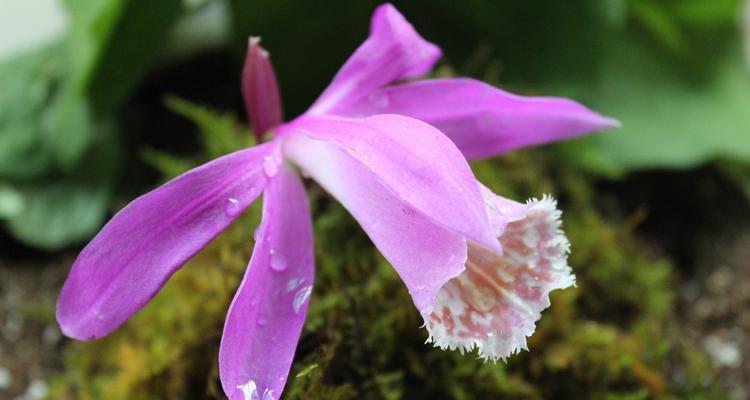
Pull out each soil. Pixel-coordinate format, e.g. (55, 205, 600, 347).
(603, 168, 750, 399)
(0, 241, 72, 400)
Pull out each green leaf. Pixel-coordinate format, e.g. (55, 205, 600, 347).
(4, 121, 120, 250)
(630, 0, 687, 55)
(2, 0, 184, 177)
(668, 0, 742, 27)
(46, 87, 97, 171)
(63, 0, 183, 114)
(85, 0, 184, 114)
(0, 184, 24, 219)
(0, 43, 100, 176)
(0, 0, 184, 248)
(559, 38, 750, 174)
(45, 0, 182, 170)
(0, 44, 62, 179)
(6, 182, 110, 250)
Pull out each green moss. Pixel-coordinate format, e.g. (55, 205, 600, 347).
(48, 102, 725, 399)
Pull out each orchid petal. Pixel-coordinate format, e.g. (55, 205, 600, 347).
(425, 186, 574, 361)
(243, 37, 283, 138)
(220, 164, 314, 400)
(285, 133, 465, 314)
(284, 114, 500, 253)
(337, 78, 620, 159)
(308, 3, 441, 115)
(56, 141, 280, 340)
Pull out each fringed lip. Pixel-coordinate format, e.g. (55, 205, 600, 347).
(424, 195, 575, 361)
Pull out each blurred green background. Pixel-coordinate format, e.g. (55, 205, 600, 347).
(0, 0, 749, 399)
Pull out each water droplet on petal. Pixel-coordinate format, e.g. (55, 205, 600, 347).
(285, 278, 303, 293)
(269, 249, 287, 271)
(257, 316, 267, 326)
(236, 380, 259, 400)
(263, 155, 279, 177)
(292, 286, 312, 314)
(225, 197, 243, 217)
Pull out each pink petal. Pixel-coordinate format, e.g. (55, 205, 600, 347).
(243, 37, 283, 138)
(336, 78, 620, 159)
(284, 131, 465, 314)
(425, 188, 575, 361)
(283, 114, 500, 253)
(307, 4, 441, 115)
(56, 141, 280, 340)
(220, 164, 314, 400)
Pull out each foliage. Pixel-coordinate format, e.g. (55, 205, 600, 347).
(48, 101, 727, 399)
(0, 0, 183, 249)
(553, 6, 750, 176)
(0, 41, 119, 248)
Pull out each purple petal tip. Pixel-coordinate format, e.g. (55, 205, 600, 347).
(243, 36, 283, 138)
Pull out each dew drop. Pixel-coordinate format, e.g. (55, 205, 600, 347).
(285, 278, 304, 293)
(263, 155, 279, 177)
(269, 249, 287, 271)
(257, 316, 268, 326)
(225, 197, 243, 217)
(236, 380, 259, 400)
(292, 285, 313, 314)
(253, 226, 262, 241)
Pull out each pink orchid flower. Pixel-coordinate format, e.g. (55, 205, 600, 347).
(56, 4, 618, 399)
